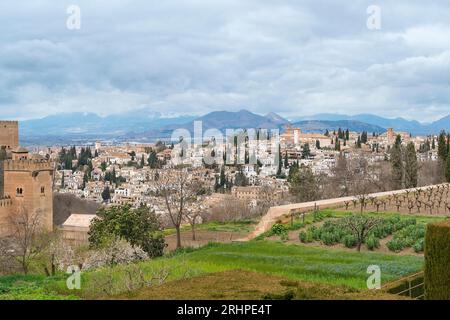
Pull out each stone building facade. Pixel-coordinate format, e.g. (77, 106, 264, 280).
(0, 121, 53, 237)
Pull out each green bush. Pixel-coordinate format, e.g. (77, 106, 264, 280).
(424, 220, 450, 300)
(271, 224, 288, 236)
(342, 235, 356, 248)
(299, 231, 307, 243)
(366, 235, 380, 251)
(413, 238, 424, 253)
(386, 238, 406, 252)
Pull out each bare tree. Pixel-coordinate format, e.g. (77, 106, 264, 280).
(155, 168, 205, 249)
(185, 210, 202, 241)
(342, 215, 382, 252)
(8, 206, 47, 274)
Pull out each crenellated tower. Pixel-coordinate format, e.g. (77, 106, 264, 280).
(0, 122, 53, 237)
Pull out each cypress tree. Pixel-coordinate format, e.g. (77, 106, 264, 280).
(390, 135, 404, 190)
(404, 142, 418, 188)
(276, 144, 282, 177)
(284, 150, 289, 168)
(446, 149, 450, 183)
(437, 131, 447, 162)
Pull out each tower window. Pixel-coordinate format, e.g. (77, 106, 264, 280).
(41, 186, 45, 194)
(16, 188, 23, 196)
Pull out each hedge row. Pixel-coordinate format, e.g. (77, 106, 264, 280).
(424, 220, 450, 300)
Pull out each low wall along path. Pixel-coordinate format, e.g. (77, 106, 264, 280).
(240, 184, 448, 241)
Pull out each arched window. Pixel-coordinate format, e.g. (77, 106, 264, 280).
(16, 188, 23, 196)
(41, 186, 45, 194)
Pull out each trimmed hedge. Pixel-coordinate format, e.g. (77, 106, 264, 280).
(424, 220, 450, 300)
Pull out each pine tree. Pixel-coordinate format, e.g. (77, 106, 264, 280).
(404, 142, 418, 188)
(289, 165, 318, 202)
(345, 129, 349, 141)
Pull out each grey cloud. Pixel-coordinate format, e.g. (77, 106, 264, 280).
(0, 0, 449, 121)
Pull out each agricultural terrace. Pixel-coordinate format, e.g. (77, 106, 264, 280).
(264, 209, 449, 255)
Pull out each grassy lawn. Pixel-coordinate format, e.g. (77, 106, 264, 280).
(163, 220, 256, 236)
(0, 236, 424, 299)
(1, 240, 421, 299)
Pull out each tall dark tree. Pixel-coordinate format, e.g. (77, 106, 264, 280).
(284, 150, 289, 168)
(404, 142, 418, 188)
(437, 131, 447, 162)
(147, 151, 158, 169)
(446, 148, 450, 182)
(289, 165, 319, 202)
(390, 135, 404, 190)
(302, 143, 311, 159)
(101, 186, 111, 202)
(276, 144, 282, 177)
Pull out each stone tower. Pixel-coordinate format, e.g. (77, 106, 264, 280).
(0, 122, 53, 237)
(0, 121, 19, 150)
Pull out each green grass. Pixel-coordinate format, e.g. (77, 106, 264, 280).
(37, 240, 423, 299)
(0, 274, 79, 300)
(163, 220, 255, 236)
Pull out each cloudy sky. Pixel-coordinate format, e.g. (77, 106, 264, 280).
(0, 0, 449, 122)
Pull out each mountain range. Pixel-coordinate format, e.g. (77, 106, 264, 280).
(17, 109, 450, 145)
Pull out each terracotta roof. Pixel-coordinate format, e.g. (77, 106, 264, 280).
(62, 214, 97, 228)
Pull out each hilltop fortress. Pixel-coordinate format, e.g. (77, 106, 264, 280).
(0, 121, 53, 236)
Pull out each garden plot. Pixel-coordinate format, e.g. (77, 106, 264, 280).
(264, 210, 449, 255)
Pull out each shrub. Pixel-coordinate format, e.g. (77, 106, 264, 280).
(82, 239, 148, 270)
(386, 238, 406, 252)
(424, 220, 450, 300)
(413, 238, 424, 253)
(299, 231, 307, 243)
(366, 235, 380, 251)
(342, 235, 356, 248)
(320, 232, 337, 246)
(271, 224, 288, 236)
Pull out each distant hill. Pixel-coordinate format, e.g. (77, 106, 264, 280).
(131, 110, 386, 140)
(294, 113, 450, 135)
(18, 108, 450, 145)
(291, 120, 385, 134)
(20, 108, 196, 142)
